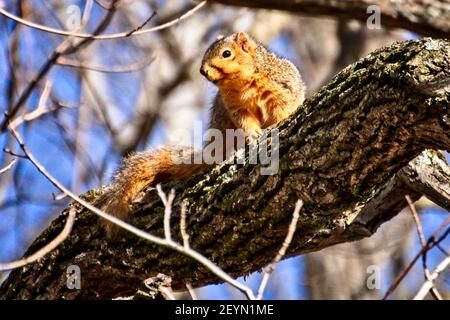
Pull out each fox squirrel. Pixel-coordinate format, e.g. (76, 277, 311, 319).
(101, 32, 305, 237)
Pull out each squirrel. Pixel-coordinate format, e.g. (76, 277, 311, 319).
(100, 32, 305, 237)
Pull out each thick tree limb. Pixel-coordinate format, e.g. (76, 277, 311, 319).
(400, 151, 450, 210)
(0, 38, 449, 299)
(209, 0, 450, 38)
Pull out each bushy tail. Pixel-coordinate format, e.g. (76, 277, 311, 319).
(100, 147, 208, 237)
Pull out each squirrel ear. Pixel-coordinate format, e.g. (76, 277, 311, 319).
(235, 32, 254, 53)
(216, 34, 224, 40)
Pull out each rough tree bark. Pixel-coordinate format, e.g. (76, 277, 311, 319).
(209, 0, 450, 39)
(0, 38, 449, 299)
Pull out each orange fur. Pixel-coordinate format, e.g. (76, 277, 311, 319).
(102, 148, 208, 237)
(101, 32, 305, 238)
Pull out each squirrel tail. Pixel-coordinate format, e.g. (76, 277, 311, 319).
(100, 147, 208, 237)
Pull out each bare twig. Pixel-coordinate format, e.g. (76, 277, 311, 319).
(154, 187, 256, 300)
(1, 0, 117, 131)
(157, 185, 175, 241)
(186, 282, 198, 300)
(0, 208, 76, 271)
(0, 158, 17, 175)
(94, 0, 113, 10)
(413, 255, 450, 300)
(256, 200, 302, 300)
(406, 195, 426, 246)
(8, 80, 52, 130)
(436, 244, 449, 257)
(52, 192, 68, 201)
(0, 1, 206, 40)
(159, 286, 176, 300)
(6, 125, 174, 246)
(56, 56, 155, 73)
(405, 194, 443, 300)
(24, 80, 52, 121)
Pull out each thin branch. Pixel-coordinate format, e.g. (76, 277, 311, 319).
(185, 283, 198, 300)
(0, 1, 206, 40)
(6, 125, 175, 246)
(52, 192, 68, 201)
(2, 40, 69, 131)
(256, 200, 302, 300)
(25, 80, 52, 120)
(156, 184, 168, 206)
(139, 274, 176, 300)
(406, 195, 427, 246)
(180, 202, 190, 249)
(159, 286, 176, 300)
(155, 187, 256, 300)
(382, 216, 450, 299)
(405, 194, 443, 300)
(209, 0, 450, 39)
(436, 244, 449, 257)
(80, 0, 94, 29)
(0, 208, 76, 271)
(0, 158, 17, 175)
(8, 80, 52, 130)
(1, 0, 117, 131)
(157, 185, 175, 241)
(125, 10, 157, 36)
(3, 147, 26, 159)
(413, 255, 450, 300)
(56, 56, 155, 73)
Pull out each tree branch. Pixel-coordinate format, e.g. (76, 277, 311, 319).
(0, 1, 206, 40)
(209, 0, 450, 38)
(0, 38, 449, 299)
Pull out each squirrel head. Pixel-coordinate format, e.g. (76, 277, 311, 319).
(200, 32, 257, 86)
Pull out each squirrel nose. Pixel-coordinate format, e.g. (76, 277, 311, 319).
(200, 66, 207, 77)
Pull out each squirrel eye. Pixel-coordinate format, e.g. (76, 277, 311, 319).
(222, 50, 232, 58)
